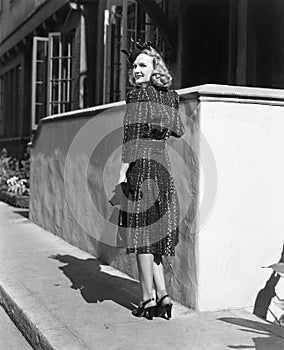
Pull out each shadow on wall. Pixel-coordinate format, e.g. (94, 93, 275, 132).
(218, 317, 284, 349)
(77, 223, 139, 281)
(218, 246, 284, 348)
(49, 254, 140, 310)
(253, 245, 284, 320)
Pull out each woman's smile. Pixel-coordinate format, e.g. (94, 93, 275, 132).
(132, 53, 154, 86)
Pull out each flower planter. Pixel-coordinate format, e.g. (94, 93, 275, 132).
(0, 190, 29, 208)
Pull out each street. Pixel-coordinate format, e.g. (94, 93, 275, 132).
(0, 305, 32, 350)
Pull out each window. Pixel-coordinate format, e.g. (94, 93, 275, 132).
(0, 65, 22, 137)
(31, 37, 48, 129)
(103, 0, 168, 103)
(31, 33, 74, 129)
(103, 0, 138, 103)
(47, 33, 74, 116)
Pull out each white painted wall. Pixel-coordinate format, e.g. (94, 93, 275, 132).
(30, 100, 198, 308)
(197, 98, 284, 311)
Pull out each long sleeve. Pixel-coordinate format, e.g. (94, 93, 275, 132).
(121, 122, 139, 163)
(170, 92, 185, 138)
(121, 90, 148, 163)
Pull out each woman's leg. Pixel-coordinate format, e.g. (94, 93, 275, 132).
(153, 259, 173, 319)
(153, 259, 171, 303)
(136, 254, 156, 305)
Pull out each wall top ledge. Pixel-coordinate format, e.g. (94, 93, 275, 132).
(31, 100, 126, 148)
(39, 84, 284, 126)
(31, 84, 284, 148)
(178, 84, 284, 103)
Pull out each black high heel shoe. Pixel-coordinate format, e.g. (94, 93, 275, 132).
(132, 298, 156, 320)
(154, 294, 173, 320)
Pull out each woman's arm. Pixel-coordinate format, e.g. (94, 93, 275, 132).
(170, 91, 185, 138)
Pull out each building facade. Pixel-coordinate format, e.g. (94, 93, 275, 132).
(0, 0, 284, 157)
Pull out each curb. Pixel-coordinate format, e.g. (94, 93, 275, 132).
(0, 266, 88, 350)
(0, 283, 52, 350)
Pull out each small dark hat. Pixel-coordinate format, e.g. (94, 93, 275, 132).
(121, 38, 153, 64)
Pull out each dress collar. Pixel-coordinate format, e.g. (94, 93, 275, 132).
(135, 82, 169, 92)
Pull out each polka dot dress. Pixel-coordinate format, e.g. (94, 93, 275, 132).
(121, 83, 185, 257)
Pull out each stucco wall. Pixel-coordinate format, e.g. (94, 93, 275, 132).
(195, 92, 284, 311)
(30, 99, 199, 308)
(30, 84, 284, 311)
(181, 84, 284, 311)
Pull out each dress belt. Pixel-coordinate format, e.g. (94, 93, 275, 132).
(139, 138, 165, 142)
(135, 139, 166, 154)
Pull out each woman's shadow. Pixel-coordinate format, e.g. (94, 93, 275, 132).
(253, 245, 284, 320)
(50, 254, 140, 311)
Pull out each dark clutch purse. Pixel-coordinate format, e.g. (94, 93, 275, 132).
(109, 182, 133, 248)
(109, 182, 132, 207)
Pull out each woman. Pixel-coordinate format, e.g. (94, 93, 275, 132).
(119, 41, 185, 320)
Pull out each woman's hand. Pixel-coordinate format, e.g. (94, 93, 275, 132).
(118, 172, 127, 184)
(118, 163, 129, 184)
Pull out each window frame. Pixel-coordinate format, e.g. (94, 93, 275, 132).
(103, 0, 168, 104)
(31, 36, 49, 130)
(47, 32, 74, 116)
(31, 33, 74, 129)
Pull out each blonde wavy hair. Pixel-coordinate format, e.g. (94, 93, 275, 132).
(129, 47, 172, 88)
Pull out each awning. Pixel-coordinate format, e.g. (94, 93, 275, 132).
(0, 0, 69, 57)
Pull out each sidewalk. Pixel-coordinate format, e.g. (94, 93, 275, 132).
(1, 201, 284, 350)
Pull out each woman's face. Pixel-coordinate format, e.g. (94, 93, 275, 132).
(132, 53, 154, 86)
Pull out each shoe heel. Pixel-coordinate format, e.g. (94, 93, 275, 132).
(146, 306, 155, 320)
(154, 304, 163, 317)
(165, 304, 172, 319)
(132, 298, 155, 319)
